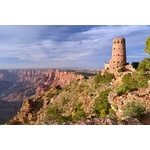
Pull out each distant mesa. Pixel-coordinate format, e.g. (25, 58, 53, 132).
(102, 37, 135, 74)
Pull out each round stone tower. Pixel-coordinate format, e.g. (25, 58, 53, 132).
(109, 37, 126, 73)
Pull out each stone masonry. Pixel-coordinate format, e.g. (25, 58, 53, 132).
(104, 37, 134, 74)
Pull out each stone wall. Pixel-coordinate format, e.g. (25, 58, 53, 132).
(109, 37, 126, 73)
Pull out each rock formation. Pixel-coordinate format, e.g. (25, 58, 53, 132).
(36, 69, 84, 94)
(17, 69, 46, 82)
(0, 69, 84, 101)
(7, 73, 149, 125)
(0, 69, 84, 124)
(108, 85, 150, 124)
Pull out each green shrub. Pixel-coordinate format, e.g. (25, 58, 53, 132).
(100, 109, 107, 118)
(94, 71, 114, 84)
(74, 102, 82, 110)
(94, 89, 111, 116)
(72, 102, 86, 122)
(144, 36, 150, 55)
(62, 97, 69, 106)
(107, 108, 117, 119)
(46, 105, 72, 124)
(117, 68, 123, 73)
(116, 73, 139, 95)
(121, 73, 133, 84)
(94, 83, 99, 89)
(72, 109, 86, 122)
(116, 84, 129, 95)
(137, 75, 149, 88)
(137, 58, 150, 71)
(131, 70, 149, 89)
(131, 62, 139, 69)
(109, 108, 115, 114)
(122, 101, 146, 119)
(116, 84, 138, 95)
(46, 105, 61, 120)
(94, 74, 101, 84)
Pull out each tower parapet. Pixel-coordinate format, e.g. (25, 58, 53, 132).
(103, 37, 134, 74)
(109, 37, 126, 73)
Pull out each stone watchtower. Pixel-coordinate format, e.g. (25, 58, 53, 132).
(104, 37, 127, 73)
(109, 37, 126, 72)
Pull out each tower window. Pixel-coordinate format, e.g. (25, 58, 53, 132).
(114, 41, 116, 44)
(117, 54, 120, 56)
(113, 61, 115, 63)
(117, 61, 120, 63)
(114, 48, 115, 50)
(117, 41, 119, 43)
(121, 41, 122, 43)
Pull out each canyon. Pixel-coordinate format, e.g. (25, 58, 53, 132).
(7, 72, 150, 125)
(0, 69, 86, 124)
(1, 65, 150, 125)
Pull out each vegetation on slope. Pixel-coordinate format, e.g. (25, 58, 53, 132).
(122, 101, 146, 119)
(117, 35, 150, 96)
(7, 59, 150, 124)
(145, 36, 150, 54)
(94, 71, 114, 84)
(94, 89, 110, 116)
(117, 58, 150, 95)
(43, 72, 116, 124)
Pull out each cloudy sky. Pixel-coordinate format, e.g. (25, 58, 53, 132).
(0, 25, 149, 69)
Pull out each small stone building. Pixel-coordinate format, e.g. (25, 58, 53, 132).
(103, 37, 134, 74)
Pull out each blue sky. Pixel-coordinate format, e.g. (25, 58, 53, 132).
(0, 25, 149, 69)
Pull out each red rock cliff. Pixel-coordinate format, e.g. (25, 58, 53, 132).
(36, 69, 84, 94)
(17, 69, 46, 82)
(16, 69, 84, 95)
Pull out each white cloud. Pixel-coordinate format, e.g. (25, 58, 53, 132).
(0, 25, 149, 68)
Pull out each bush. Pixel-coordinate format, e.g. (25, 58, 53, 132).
(46, 105, 72, 124)
(94, 89, 111, 117)
(72, 109, 86, 122)
(137, 58, 150, 71)
(117, 74, 138, 95)
(62, 97, 69, 106)
(122, 101, 146, 119)
(100, 109, 107, 118)
(46, 102, 87, 124)
(94, 72, 102, 84)
(117, 68, 123, 73)
(131, 62, 139, 69)
(107, 108, 117, 119)
(94, 71, 114, 84)
(132, 70, 150, 89)
(116, 58, 150, 95)
(117, 84, 129, 95)
(72, 102, 86, 122)
(121, 73, 133, 84)
(46, 105, 61, 120)
(117, 84, 138, 95)
(144, 36, 150, 54)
